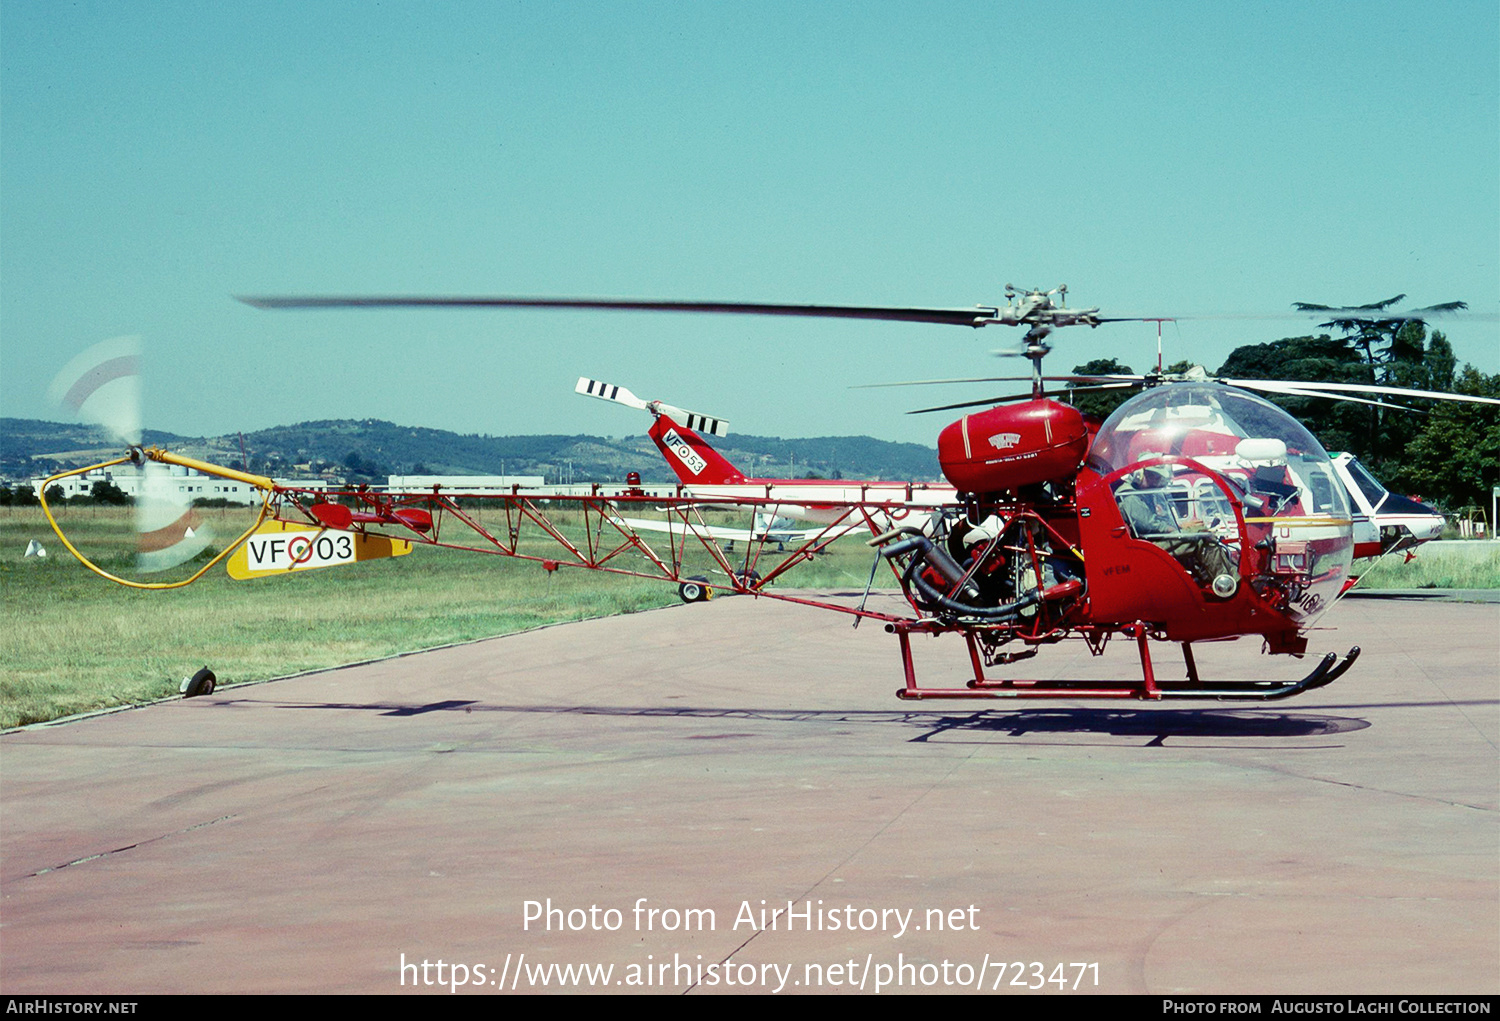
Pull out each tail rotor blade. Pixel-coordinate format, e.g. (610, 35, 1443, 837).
(48, 336, 219, 574)
(576, 377, 649, 410)
(575, 377, 730, 436)
(47, 336, 143, 445)
(654, 405, 730, 437)
(135, 460, 215, 574)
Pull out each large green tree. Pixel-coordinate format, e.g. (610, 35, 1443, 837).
(1214, 335, 1371, 458)
(1286, 297, 1469, 473)
(1383, 366, 1500, 510)
(1290, 295, 1467, 376)
(1214, 301, 1497, 510)
(1067, 358, 1135, 419)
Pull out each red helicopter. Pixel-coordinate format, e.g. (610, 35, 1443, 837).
(44, 288, 1497, 703)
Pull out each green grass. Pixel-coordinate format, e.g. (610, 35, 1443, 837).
(0, 504, 898, 729)
(0, 506, 683, 728)
(1351, 545, 1500, 590)
(15, 501, 1483, 729)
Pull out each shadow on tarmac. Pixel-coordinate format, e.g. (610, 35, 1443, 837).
(240, 697, 1373, 743)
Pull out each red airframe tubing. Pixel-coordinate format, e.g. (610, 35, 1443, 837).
(890, 620, 1155, 701)
(1127, 622, 1161, 699)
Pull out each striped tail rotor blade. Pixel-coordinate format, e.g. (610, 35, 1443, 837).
(656, 405, 730, 438)
(575, 378, 730, 436)
(575, 377, 649, 410)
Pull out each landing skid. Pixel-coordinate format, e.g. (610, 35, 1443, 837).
(889, 622, 1360, 701)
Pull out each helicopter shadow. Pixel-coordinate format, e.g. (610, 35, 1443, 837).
(244, 697, 1370, 747)
(907, 707, 1370, 746)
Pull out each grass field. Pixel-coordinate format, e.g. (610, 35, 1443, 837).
(0, 505, 895, 729)
(4, 505, 1494, 729)
(1348, 544, 1500, 590)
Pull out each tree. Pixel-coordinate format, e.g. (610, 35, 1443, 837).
(1290, 295, 1466, 379)
(1382, 366, 1500, 510)
(1288, 296, 1468, 472)
(1215, 335, 1371, 458)
(1068, 358, 1136, 419)
(1423, 332, 1456, 393)
(90, 479, 132, 506)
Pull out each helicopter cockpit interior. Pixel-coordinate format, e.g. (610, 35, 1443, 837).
(1087, 384, 1353, 614)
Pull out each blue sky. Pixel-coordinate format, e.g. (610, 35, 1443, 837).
(3, 1, 1496, 445)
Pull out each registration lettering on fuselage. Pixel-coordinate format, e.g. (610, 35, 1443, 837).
(244, 529, 356, 572)
(663, 428, 708, 476)
(226, 519, 411, 580)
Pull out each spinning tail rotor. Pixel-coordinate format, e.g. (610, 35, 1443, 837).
(45, 337, 219, 577)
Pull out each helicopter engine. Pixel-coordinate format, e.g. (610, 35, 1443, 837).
(876, 513, 1084, 624)
(871, 399, 1092, 627)
(937, 398, 1088, 493)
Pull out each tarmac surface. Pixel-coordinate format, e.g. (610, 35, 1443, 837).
(2, 592, 1496, 995)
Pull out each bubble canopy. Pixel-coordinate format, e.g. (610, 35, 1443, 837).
(1087, 383, 1349, 518)
(1085, 384, 1353, 626)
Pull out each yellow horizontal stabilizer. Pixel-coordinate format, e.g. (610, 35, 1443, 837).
(226, 520, 411, 580)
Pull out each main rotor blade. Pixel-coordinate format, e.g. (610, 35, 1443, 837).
(1226, 379, 1500, 406)
(856, 374, 1142, 389)
(238, 295, 1002, 328)
(907, 383, 1136, 415)
(1160, 310, 1499, 323)
(1228, 380, 1421, 412)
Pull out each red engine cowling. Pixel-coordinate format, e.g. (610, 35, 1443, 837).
(937, 399, 1088, 493)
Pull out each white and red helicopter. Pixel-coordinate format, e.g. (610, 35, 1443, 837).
(42, 287, 1497, 702)
(577, 373, 1446, 571)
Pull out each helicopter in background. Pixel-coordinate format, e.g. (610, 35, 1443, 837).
(1332, 453, 1445, 558)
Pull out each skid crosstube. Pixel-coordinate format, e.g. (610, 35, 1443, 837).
(889, 619, 1360, 702)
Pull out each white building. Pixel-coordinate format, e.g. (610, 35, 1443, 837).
(33, 465, 262, 504)
(385, 474, 545, 491)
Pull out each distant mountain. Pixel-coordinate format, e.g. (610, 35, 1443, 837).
(1, 419, 197, 472)
(2, 417, 941, 485)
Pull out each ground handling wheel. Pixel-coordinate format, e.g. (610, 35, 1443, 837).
(678, 576, 711, 603)
(180, 667, 216, 698)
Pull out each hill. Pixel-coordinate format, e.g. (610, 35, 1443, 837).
(1, 418, 941, 485)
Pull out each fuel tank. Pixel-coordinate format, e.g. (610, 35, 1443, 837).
(938, 398, 1089, 493)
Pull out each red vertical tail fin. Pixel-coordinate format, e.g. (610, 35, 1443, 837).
(649, 415, 748, 485)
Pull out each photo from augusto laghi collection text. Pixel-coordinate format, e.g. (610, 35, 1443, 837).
(398, 896, 1102, 993)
